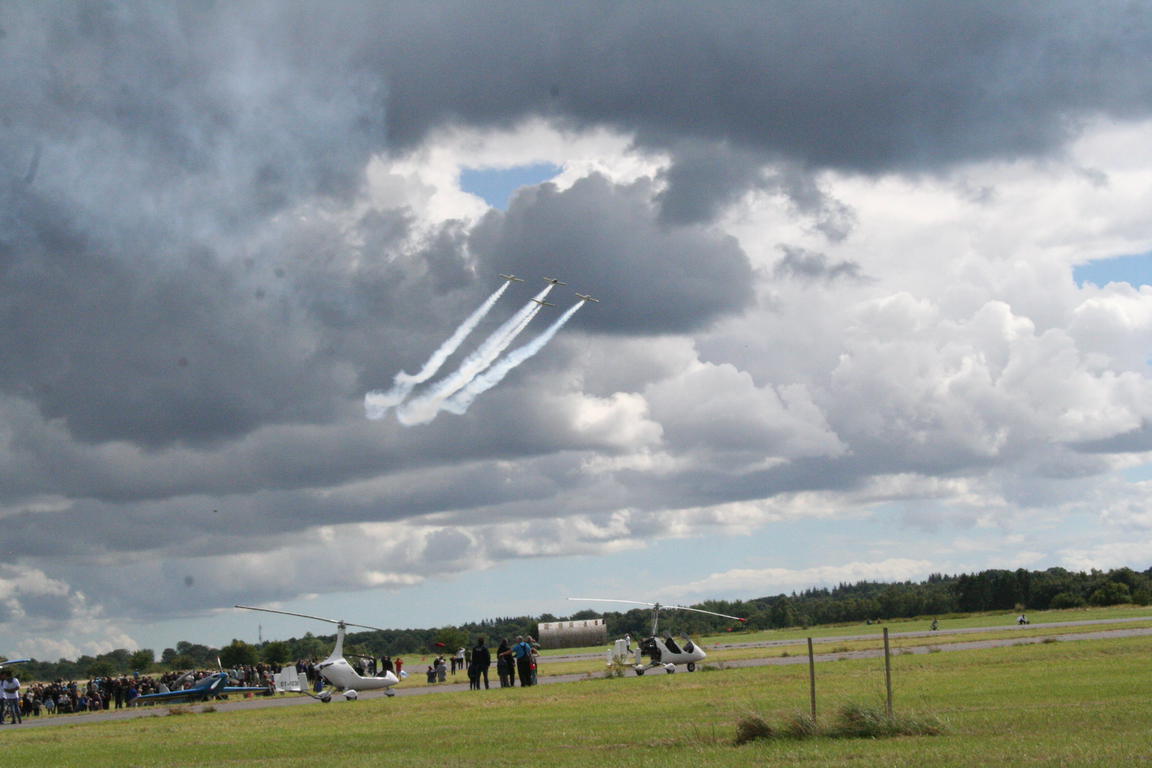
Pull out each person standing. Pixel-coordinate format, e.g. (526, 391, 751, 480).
(435, 655, 447, 683)
(513, 636, 534, 687)
(470, 637, 491, 690)
(496, 639, 512, 687)
(1, 670, 22, 724)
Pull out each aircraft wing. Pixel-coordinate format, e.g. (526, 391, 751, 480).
(133, 688, 211, 703)
(133, 685, 267, 703)
(0, 658, 31, 667)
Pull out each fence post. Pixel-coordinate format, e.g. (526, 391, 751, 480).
(807, 636, 817, 719)
(883, 626, 893, 717)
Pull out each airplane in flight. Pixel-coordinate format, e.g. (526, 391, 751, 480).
(543, 277, 567, 285)
(499, 274, 525, 282)
(530, 298, 556, 307)
(132, 671, 270, 704)
(575, 293, 600, 303)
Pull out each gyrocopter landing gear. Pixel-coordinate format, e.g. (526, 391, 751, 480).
(686, 663, 696, 672)
(635, 667, 645, 676)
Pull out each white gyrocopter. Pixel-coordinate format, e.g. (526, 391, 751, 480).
(569, 598, 746, 675)
(235, 605, 400, 701)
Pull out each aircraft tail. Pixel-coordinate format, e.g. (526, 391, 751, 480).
(327, 623, 347, 663)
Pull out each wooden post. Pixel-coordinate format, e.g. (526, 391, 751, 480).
(807, 636, 817, 719)
(883, 626, 893, 717)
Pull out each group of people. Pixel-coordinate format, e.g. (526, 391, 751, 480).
(0, 663, 297, 723)
(494, 635, 538, 688)
(348, 655, 403, 679)
(1, 671, 148, 722)
(0, 637, 546, 723)
(423, 636, 540, 689)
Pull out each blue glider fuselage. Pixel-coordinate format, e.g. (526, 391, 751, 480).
(133, 672, 267, 704)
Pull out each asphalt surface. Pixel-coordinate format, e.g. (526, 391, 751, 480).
(10, 617, 1151, 730)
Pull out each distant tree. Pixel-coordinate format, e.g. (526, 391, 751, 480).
(85, 660, 114, 679)
(169, 654, 197, 670)
(435, 627, 468, 653)
(1050, 592, 1087, 609)
(1089, 581, 1131, 606)
(297, 632, 327, 660)
(769, 597, 799, 628)
(129, 649, 155, 672)
(175, 641, 217, 666)
(262, 641, 291, 665)
(219, 639, 259, 668)
(99, 648, 132, 670)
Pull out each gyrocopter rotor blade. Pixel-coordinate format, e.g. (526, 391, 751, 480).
(234, 604, 389, 633)
(568, 598, 746, 636)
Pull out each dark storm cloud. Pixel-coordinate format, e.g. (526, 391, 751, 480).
(654, 142, 770, 226)
(359, 1, 1152, 166)
(2, 0, 1147, 450)
(468, 174, 755, 333)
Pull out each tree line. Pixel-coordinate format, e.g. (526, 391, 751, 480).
(9, 565, 1148, 682)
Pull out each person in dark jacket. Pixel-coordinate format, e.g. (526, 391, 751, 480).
(496, 639, 513, 687)
(470, 637, 491, 690)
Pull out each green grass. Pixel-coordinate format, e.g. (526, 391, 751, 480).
(536, 604, 1151, 658)
(5, 631, 1149, 766)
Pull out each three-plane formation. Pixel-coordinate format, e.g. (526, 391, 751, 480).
(365, 274, 598, 425)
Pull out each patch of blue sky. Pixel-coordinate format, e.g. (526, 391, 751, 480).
(1121, 463, 1152, 482)
(1073, 251, 1151, 288)
(459, 163, 562, 209)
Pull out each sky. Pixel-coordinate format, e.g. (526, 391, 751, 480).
(2, 1, 1151, 660)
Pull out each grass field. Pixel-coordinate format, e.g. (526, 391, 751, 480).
(5, 610, 1150, 767)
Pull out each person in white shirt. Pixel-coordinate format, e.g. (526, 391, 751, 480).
(1, 670, 21, 724)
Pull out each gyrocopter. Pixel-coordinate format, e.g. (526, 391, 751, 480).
(569, 598, 745, 675)
(235, 605, 400, 701)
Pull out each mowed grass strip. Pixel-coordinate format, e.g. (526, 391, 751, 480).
(4, 634, 1148, 767)
(535, 605, 1152, 659)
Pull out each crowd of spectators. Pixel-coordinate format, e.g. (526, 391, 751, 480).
(6, 663, 290, 719)
(5, 643, 543, 721)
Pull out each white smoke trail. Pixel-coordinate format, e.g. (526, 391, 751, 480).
(396, 286, 555, 425)
(442, 302, 584, 415)
(364, 282, 511, 419)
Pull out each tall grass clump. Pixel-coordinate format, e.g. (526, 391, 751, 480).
(831, 703, 943, 738)
(734, 704, 943, 745)
(734, 714, 776, 744)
